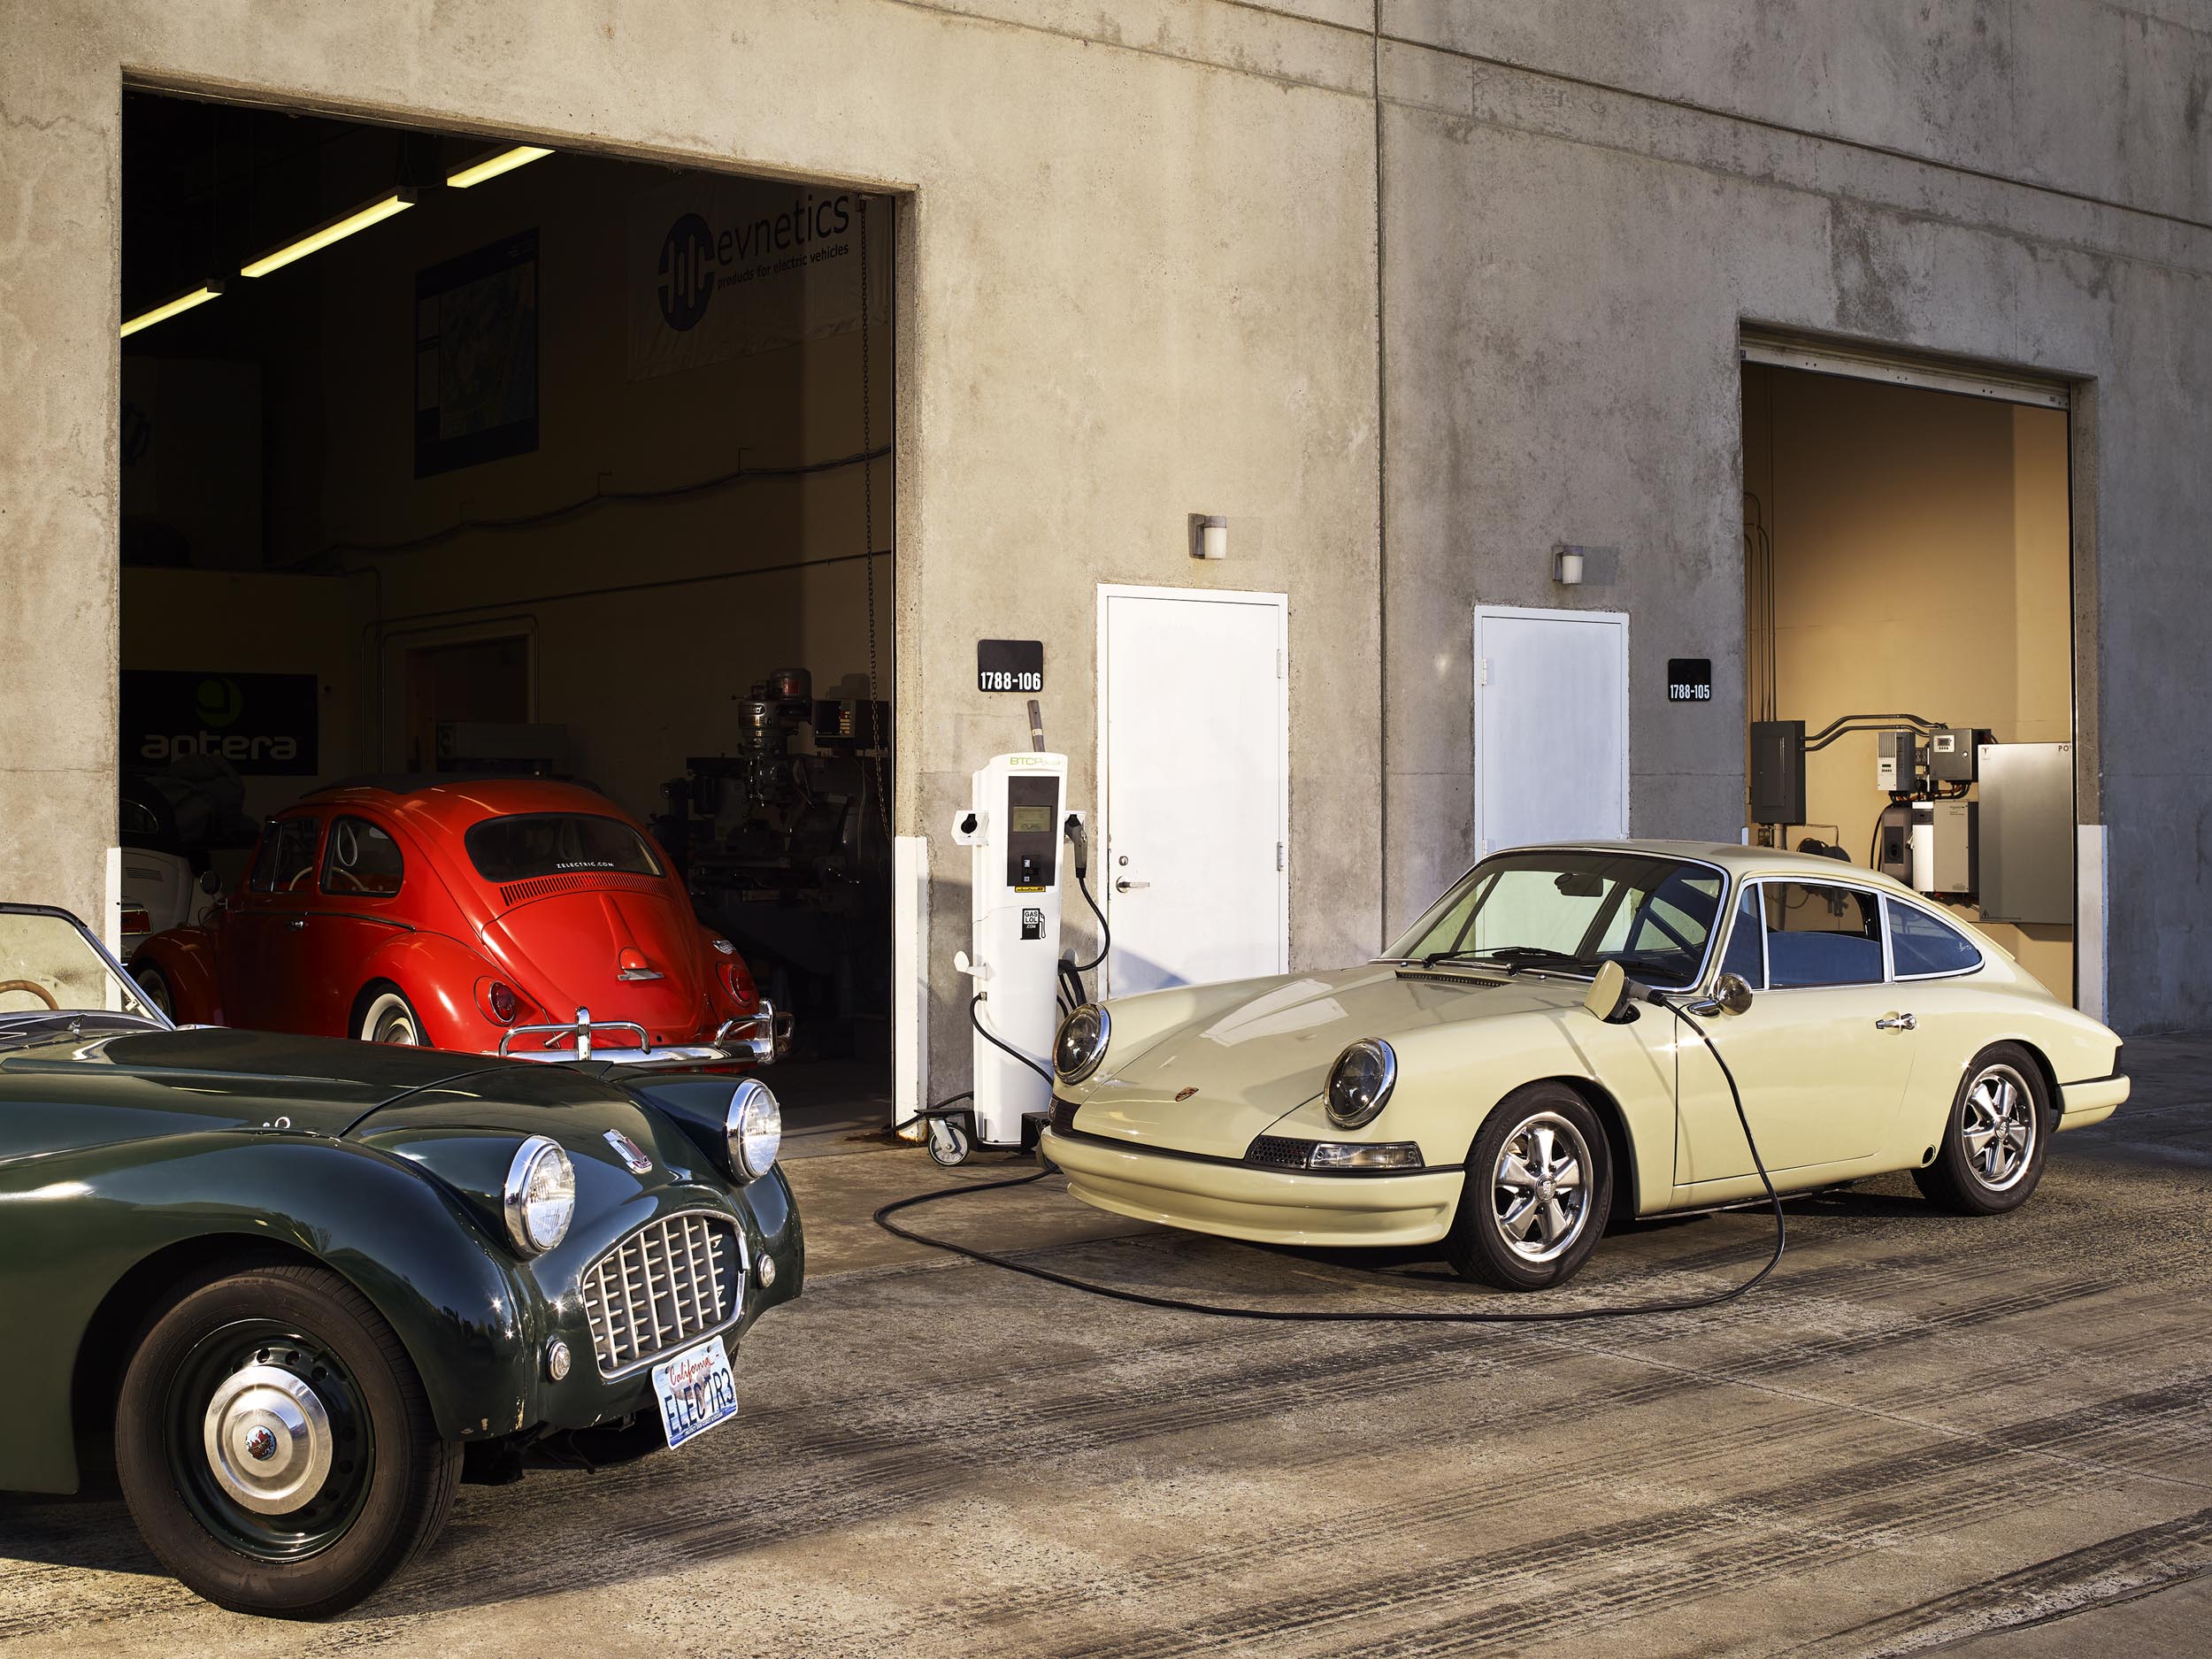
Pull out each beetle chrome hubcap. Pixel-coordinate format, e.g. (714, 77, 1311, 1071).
(1963, 1063, 2037, 1192)
(1492, 1111, 1592, 1263)
(203, 1363, 333, 1515)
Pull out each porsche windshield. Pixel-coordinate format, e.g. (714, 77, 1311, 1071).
(1386, 850, 1724, 989)
(463, 813, 664, 883)
(0, 907, 168, 1041)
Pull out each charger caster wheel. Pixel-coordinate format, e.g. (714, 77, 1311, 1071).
(114, 1263, 462, 1618)
(927, 1117, 972, 1168)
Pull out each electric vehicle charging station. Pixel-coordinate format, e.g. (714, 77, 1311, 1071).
(939, 746, 1076, 1164)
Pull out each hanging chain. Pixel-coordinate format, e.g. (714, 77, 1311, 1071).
(859, 194, 893, 850)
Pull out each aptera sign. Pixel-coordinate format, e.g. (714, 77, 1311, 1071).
(120, 671, 319, 776)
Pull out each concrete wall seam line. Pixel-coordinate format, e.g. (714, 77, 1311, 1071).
(1372, 30, 2212, 239)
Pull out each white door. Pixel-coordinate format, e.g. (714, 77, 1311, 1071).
(1473, 606, 1629, 856)
(1099, 586, 1288, 996)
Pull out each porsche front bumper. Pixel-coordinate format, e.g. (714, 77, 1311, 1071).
(1041, 1127, 1464, 1248)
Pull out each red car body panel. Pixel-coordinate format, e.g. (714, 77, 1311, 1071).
(132, 779, 770, 1062)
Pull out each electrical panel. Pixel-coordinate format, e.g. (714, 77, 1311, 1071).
(1876, 729, 1920, 795)
(1978, 742, 2073, 925)
(1925, 726, 1985, 784)
(1909, 800, 1977, 896)
(1748, 720, 1805, 825)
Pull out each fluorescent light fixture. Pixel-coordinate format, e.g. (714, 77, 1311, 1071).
(120, 280, 225, 339)
(240, 188, 419, 279)
(446, 145, 552, 189)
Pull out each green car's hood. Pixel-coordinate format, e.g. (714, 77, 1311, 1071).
(0, 1025, 502, 1160)
(1073, 964, 1586, 1158)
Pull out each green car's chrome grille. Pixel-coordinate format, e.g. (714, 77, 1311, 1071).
(580, 1211, 743, 1377)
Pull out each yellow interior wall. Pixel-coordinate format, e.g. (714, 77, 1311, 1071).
(1742, 365, 2075, 999)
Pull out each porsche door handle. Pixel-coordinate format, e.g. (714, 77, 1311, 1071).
(1876, 1012, 1916, 1031)
(1115, 879, 1149, 893)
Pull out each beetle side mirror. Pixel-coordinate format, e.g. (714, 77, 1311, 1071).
(1714, 972, 1755, 1016)
(199, 869, 223, 896)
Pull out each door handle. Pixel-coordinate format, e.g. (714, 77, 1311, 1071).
(1876, 1012, 1916, 1031)
(284, 918, 308, 930)
(1115, 879, 1149, 893)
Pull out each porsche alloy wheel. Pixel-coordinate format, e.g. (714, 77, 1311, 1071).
(358, 990, 424, 1048)
(1443, 1083, 1613, 1291)
(114, 1263, 461, 1618)
(1915, 1044, 2052, 1216)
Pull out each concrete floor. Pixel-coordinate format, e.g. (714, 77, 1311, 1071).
(6, 1038, 2212, 1655)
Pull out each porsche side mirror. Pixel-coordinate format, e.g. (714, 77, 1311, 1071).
(1713, 972, 1755, 1016)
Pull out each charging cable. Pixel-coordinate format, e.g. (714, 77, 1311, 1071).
(874, 998, 1786, 1325)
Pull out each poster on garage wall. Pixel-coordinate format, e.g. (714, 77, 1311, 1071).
(626, 173, 891, 380)
(415, 229, 541, 477)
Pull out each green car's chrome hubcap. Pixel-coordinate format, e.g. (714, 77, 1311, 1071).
(168, 1320, 373, 1561)
(1962, 1063, 2037, 1191)
(1492, 1110, 1593, 1263)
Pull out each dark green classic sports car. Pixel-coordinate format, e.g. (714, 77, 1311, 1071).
(0, 902, 803, 1617)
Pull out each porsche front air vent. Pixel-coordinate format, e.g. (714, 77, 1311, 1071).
(580, 1211, 744, 1377)
(1245, 1135, 1315, 1171)
(1049, 1097, 1080, 1136)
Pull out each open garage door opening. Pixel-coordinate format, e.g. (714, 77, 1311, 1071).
(118, 89, 896, 1122)
(1739, 338, 2084, 1007)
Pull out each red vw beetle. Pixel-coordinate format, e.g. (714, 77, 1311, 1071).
(129, 776, 785, 1067)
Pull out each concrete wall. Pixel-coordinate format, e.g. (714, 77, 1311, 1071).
(0, 0, 1385, 1091)
(5, 0, 2210, 1036)
(1377, 4, 2212, 1032)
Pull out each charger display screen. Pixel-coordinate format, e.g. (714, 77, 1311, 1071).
(1010, 806, 1054, 834)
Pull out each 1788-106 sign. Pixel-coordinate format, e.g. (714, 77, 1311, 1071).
(977, 639, 1043, 695)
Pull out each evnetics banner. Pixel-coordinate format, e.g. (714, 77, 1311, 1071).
(627, 175, 890, 381)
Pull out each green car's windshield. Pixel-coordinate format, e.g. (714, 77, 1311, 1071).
(1386, 850, 1724, 990)
(0, 907, 168, 1040)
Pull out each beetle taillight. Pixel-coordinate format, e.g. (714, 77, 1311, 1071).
(488, 982, 518, 1023)
(722, 958, 757, 1006)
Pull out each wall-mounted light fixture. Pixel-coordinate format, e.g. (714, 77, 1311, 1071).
(447, 145, 553, 189)
(120, 279, 225, 340)
(1190, 514, 1229, 560)
(240, 188, 419, 279)
(1553, 544, 1586, 585)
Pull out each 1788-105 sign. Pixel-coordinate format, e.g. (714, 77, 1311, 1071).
(1666, 658, 1714, 703)
(977, 639, 1043, 695)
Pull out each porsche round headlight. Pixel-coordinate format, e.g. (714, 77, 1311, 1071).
(1325, 1039, 1397, 1128)
(728, 1079, 782, 1179)
(1054, 1003, 1111, 1083)
(503, 1136, 575, 1256)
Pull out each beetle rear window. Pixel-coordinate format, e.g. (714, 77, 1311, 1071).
(463, 813, 664, 882)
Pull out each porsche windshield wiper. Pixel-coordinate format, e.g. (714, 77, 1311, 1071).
(1418, 945, 1594, 974)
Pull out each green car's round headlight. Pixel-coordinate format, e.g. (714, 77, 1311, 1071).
(503, 1136, 575, 1256)
(1055, 1003, 1111, 1083)
(1325, 1039, 1397, 1128)
(727, 1079, 782, 1179)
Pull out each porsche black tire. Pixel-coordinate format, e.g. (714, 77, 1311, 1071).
(114, 1263, 462, 1619)
(1913, 1042, 2053, 1217)
(1441, 1083, 1613, 1292)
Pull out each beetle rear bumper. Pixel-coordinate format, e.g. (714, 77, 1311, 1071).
(1041, 1129, 1463, 1248)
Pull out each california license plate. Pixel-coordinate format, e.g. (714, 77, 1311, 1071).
(650, 1336, 739, 1450)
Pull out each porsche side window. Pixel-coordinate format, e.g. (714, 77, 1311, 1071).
(249, 818, 321, 895)
(1719, 884, 1765, 989)
(321, 817, 404, 899)
(1763, 882, 1885, 987)
(1888, 901, 1982, 978)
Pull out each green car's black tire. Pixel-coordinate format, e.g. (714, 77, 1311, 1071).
(1441, 1082, 1613, 1292)
(1913, 1042, 2053, 1217)
(114, 1262, 462, 1619)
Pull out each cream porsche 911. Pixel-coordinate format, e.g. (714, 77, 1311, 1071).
(1041, 842, 2128, 1291)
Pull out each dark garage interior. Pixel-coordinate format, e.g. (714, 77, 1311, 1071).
(116, 90, 896, 1091)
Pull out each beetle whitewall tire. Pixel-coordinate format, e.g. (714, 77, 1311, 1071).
(358, 990, 424, 1048)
